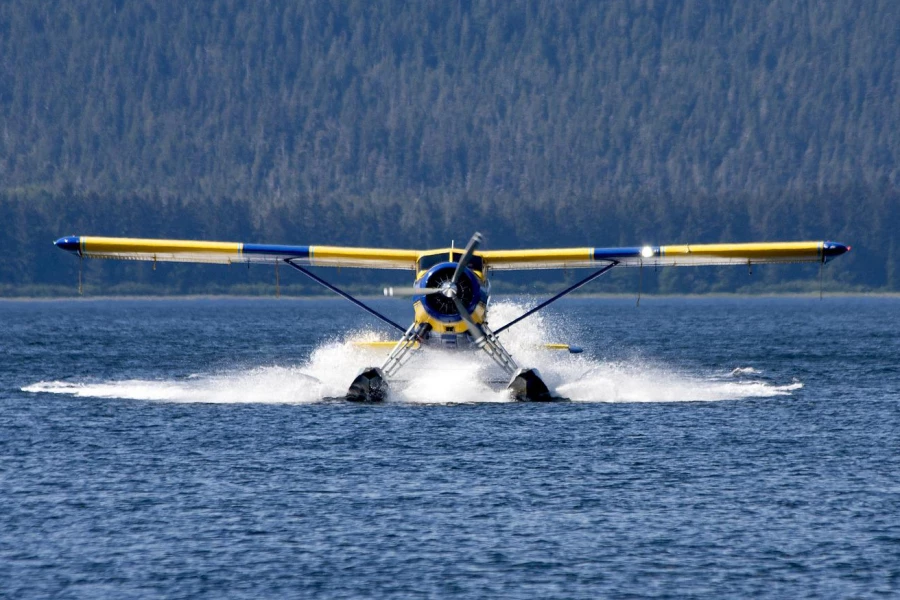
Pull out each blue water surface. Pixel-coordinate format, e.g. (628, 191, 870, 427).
(1, 297, 898, 598)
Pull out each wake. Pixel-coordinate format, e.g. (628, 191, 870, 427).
(22, 302, 801, 405)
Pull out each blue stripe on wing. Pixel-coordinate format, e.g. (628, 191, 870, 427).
(242, 244, 311, 259)
(592, 247, 643, 260)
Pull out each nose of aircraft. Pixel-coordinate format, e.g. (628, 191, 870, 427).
(822, 241, 850, 261)
(54, 236, 81, 253)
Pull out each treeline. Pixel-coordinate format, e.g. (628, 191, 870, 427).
(0, 1, 897, 293)
(1, 185, 890, 295)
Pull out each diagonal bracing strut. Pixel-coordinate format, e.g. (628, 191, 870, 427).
(284, 259, 407, 333)
(494, 261, 619, 335)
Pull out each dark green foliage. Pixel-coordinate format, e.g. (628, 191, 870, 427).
(0, 1, 896, 293)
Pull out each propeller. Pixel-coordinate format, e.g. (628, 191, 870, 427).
(452, 232, 482, 285)
(384, 287, 443, 297)
(450, 232, 486, 339)
(384, 231, 514, 372)
(383, 232, 484, 302)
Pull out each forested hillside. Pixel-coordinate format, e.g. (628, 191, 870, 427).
(1, 1, 897, 294)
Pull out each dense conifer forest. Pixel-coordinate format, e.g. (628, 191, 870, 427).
(1, 1, 897, 294)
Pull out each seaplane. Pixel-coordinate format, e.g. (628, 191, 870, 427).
(54, 233, 850, 402)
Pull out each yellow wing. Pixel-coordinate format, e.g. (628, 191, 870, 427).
(56, 236, 850, 271)
(480, 241, 850, 270)
(54, 236, 419, 270)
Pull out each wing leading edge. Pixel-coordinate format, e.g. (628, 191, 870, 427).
(54, 236, 419, 269)
(55, 236, 850, 271)
(480, 241, 850, 270)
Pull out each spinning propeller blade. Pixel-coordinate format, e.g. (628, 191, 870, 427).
(452, 296, 482, 338)
(450, 232, 485, 338)
(453, 232, 482, 285)
(384, 287, 443, 297)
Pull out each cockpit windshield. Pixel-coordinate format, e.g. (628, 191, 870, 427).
(417, 252, 483, 272)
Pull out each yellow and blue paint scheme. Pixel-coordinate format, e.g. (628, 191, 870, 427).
(410, 249, 489, 333)
(54, 236, 420, 268)
(413, 300, 487, 334)
(54, 234, 849, 350)
(480, 241, 849, 269)
(56, 236, 849, 270)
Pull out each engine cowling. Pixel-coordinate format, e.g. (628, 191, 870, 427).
(415, 262, 486, 323)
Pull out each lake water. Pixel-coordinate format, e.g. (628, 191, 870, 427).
(2, 296, 898, 598)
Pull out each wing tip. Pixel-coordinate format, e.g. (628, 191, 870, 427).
(823, 241, 851, 260)
(54, 236, 80, 253)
